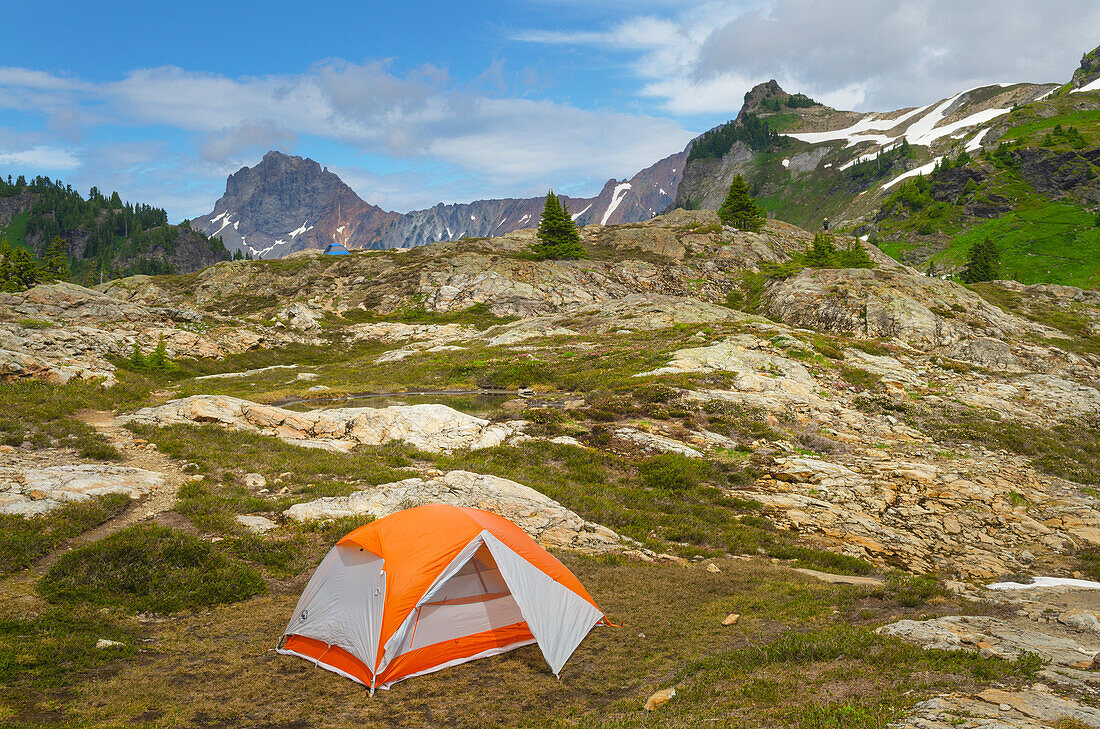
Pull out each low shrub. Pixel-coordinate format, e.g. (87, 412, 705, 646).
(40, 524, 266, 613)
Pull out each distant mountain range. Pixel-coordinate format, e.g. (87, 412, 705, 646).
(192, 41, 1100, 289)
(193, 150, 686, 257)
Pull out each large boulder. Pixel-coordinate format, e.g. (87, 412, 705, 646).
(284, 470, 622, 551)
(120, 396, 522, 453)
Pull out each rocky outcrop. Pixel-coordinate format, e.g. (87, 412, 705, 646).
(879, 615, 1100, 685)
(900, 688, 1100, 728)
(760, 268, 1038, 348)
(0, 282, 303, 385)
(0, 465, 162, 516)
(284, 469, 622, 551)
(745, 452, 1100, 579)
(120, 396, 523, 453)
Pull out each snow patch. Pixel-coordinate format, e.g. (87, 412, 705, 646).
(1071, 76, 1100, 94)
(881, 157, 943, 190)
(907, 106, 1010, 146)
(571, 203, 592, 221)
(246, 239, 290, 260)
(987, 576, 1100, 591)
(601, 183, 632, 225)
(288, 223, 313, 238)
(658, 188, 666, 195)
(469, 214, 476, 221)
(964, 127, 992, 152)
(787, 102, 933, 146)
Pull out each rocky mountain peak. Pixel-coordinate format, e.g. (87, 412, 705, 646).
(193, 148, 688, 256)
(738, 79, 788, 118)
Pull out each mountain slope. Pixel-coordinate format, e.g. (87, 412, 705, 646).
(675, 78, 1055, 228)
(193, 149, 686, 257)
(673, 43, 1100, 287)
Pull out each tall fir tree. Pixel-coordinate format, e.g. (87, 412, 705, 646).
(42, 236, 70, 282)
(530, 190, 586, 260)
(717, 175, 765, 232)
(959, 237, 1000, 283)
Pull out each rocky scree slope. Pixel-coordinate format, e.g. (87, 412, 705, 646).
(193, 149, 687, 258)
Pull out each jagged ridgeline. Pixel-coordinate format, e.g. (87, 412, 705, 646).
(0, 175, 232, 289)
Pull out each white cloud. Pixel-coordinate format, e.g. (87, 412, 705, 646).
(0, 145, 80, 171)
(516, 0, 1100, 115)
(0, 61, 694, 210)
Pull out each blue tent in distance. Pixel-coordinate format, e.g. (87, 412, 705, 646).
(323, 242, 351, 255)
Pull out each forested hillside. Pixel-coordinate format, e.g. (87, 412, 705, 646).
(0, 175, 233, 291)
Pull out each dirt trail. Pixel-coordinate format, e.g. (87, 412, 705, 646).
(66, 409, 187, 548)
(0, 410, 189, 611)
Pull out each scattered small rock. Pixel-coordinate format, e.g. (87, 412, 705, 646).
(722, 613, 740, 626)
(644, 687, 676, 711)
(95, 639, 124, 649)
(235, 514, 278, 534)
(243, 473, 267, 490)
(706, 563, 721, 573)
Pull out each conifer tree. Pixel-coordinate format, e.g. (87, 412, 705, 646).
(960, 237, 1000, 283)
(43, 236, 70, 282)
(530, 190, 586, 260)
(717, 175, 764, 232)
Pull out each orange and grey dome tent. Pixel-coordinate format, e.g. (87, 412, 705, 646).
(278, 504, 609, 692)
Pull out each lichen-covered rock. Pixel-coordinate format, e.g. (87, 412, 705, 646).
(0, 465, 162, 516)
(760, 268, 1039, 348)
(120, 395, 522, 453)
(284, 470, 621, 551)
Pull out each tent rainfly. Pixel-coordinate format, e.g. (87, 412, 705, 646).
(323, 242, 350, 255)
(277, 504, 609, 692)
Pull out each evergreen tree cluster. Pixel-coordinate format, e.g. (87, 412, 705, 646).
(846, 140, 916, 184)
(530, 191, 587, 260)
(688, 113, 788, 162)
(760, 93, 820, 112)
(0, 174, 228, 284)
(1039, 124, 1088, 150)
(959, 236, 1001, 283)
(797, 234, 874, 269)
(717, 175, 765, 232)
(0, 235, 71, 292)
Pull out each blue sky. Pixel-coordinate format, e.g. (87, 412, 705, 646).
(1, 1, 1098, 219)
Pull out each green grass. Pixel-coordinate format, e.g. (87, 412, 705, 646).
(918, 407, 1100, 484)
(39, 524, 266, 613)
(47, 554, 1025, 729)
(0, 494, 130, 574)
(128, 423, 418, 533)
(0, 212, 31, 252)
(0, 380, 132, 459)
(323, 301, 519, 331)
(0, 608, 136, 699)
(998, 108, 1100, 146)
(946, 202, 1100, 288)
(436, 440, 874, 573)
